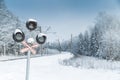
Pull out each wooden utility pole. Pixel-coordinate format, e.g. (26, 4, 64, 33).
(3, 43, 6, 56)
(39, 26, 43, 55)
(70, 34, 73, 52)
(58, 39, 62, 53)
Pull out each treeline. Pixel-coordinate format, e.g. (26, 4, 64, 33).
(48, 12, 120, 60)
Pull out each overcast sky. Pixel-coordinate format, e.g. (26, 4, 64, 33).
(5, 0, 120, 42)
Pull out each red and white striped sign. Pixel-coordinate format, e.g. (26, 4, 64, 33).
(20, 41, 39, 54)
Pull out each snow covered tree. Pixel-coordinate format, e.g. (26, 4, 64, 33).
(92, 12, 120, 60)
(77, 33, 84, 55)
(90, 26, 100, 56)
(0, 0, 21, 44)
(0, 0, 23, 55)
(83, 31, 90, 56)
(70, 36, 80, 55)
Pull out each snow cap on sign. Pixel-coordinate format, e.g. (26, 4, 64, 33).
(37, 33, 46, 37)
(28, 19, 37, 22)
(14, 29, 22, 34)
(27, 38, 35, 44)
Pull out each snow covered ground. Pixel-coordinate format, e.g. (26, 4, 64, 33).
(0, 52, 120, 80)
(60, 54, 120, 70)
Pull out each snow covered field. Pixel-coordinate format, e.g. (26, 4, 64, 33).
(0, 52, 120, 80)
(61, 55, 120, 70)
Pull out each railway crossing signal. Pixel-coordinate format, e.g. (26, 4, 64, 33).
(12, 19, 47, 80)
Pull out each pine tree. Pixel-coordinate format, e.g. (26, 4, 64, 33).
(77, 33, 84, 55)
(83, 31, 90, 56)
(90, 26, 100, 56)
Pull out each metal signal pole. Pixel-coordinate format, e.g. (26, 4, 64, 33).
(26, 50, 31, 80)
(39, 26, 43, 55)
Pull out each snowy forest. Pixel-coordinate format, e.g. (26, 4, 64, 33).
(48, 12, 120, 61)
(0, 0, 22, 55)
(0, 0, 47, 56)
(0, 0, 120, 61)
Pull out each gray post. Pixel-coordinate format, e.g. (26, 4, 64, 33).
(26, 50, 31, 80)
(70, 34, 73, 53)
(39, 26, 43, 55)
(3, 43, 6, 56)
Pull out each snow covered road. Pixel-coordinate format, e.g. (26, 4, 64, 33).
(0, 52, 120, 80)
